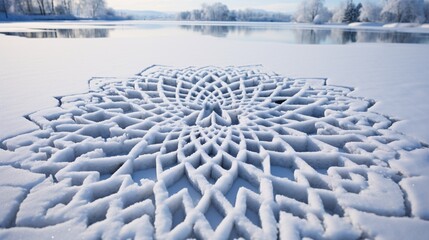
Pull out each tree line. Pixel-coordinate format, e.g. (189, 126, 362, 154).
(0, 0, 115, 19)
(306, 0, 429, 23)
(178, 0, 429, 24)
(2, 0, 429, 23)
(177, 3, 291, 22)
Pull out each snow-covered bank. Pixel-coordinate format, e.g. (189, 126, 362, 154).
(0, 14, 78, 22)
(0, 14, 130, 23)
(348, 22, 429, 33)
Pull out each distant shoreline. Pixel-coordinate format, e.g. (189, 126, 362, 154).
(1, 19, 428, 34)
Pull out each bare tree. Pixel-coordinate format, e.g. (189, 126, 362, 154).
(0, 0, 114, 18)
(25, 0, 34, 14)
(35, 0, 47, 15)
(1, 0, 10, 18)
(50, 0, 55, 15)
(88, 0, 106, 18)
(61, 0, 73, 15)
(424, 0, 429, 22)
(15, 0, 34, 14)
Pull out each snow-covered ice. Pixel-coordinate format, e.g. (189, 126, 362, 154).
(1, 21, 429, 144)
(1, 65, 428, 239)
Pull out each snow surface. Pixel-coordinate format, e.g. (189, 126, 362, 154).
(0, 65, 428, 239)
(1, 21, 429, 239)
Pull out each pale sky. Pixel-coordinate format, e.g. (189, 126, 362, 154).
(106, 0, 346, 13)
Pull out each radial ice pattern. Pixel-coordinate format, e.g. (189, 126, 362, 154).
(0, 66, 427, 239)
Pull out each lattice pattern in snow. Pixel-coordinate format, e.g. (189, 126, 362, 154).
(0, 66, 426, 239)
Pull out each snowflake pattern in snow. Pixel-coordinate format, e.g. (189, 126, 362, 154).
(0, 66, 426, 239)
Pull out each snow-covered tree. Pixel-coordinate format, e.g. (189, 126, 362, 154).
(178, 3, 291, 22)
(359, 0, 382, 22)
(381, 0, 425, 23)
(294, 0, 332, 24)
(234, 9, 290, 22)
(343, 1, 362, 22)
(178, 2, 230, 21)
(177, 11, 190, 20)
(331, 1, 347, 23)
(190, 9, 203, 20)
(80, 0, 106, 18)
(331, 0, 362, 23)
(202, 2, 230, 21)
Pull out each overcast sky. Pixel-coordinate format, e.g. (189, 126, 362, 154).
(106, 0, 347, 13)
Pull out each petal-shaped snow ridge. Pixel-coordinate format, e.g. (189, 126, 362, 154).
(1, 65, 428, 239)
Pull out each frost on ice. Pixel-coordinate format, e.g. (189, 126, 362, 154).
(0, 66, 429, 239)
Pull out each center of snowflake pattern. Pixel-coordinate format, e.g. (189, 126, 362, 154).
(185, 101, 239, 127)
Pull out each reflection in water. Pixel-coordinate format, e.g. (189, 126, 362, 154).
(180, 25, 254, 38)
(329, 29, 429, 44)
(181, 24, 429, 44)
(341, 30, 357, 44)
(2, 28, 109, 38)
(1, 24, 429, 44)
(292, 29, 330, 44)
(376, 31, 427, 44)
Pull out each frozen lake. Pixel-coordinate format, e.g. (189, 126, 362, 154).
(2, 21, 429, 44)
(0, 21, 429, 144)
